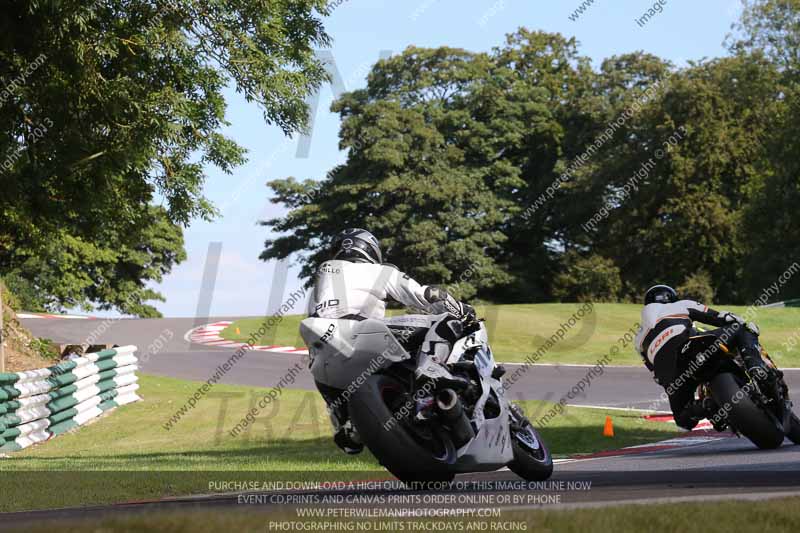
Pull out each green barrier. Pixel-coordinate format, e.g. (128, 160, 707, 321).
(0, 373, 19, 385)
(0, 347, 140, 452)
(98, 398, 120, 413)
(49, 383, 78, 400)
(49, 419, 78, 436)
(0, 414, 20, 428)
(48, 407, 78, 425)
(46, 395, 78, 413)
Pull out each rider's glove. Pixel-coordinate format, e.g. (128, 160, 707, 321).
(721, 312, 758, 335)
(429, 297, 465, 318)
(461, 303, 477, 322)
(745, 322, 760, 336)
(425, 286, 465, 318)
(722, 312, 745, 325)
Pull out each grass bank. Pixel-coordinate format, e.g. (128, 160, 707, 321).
(0, 374, 678, 512)
(220, 303, 800, 366)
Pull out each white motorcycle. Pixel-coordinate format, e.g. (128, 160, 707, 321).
(300, 313, 553, 483)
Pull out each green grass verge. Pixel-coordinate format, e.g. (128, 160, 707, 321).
(0, 374, 678, 512)
(220, 303, 800, 366)
(11, 497, 800, 532)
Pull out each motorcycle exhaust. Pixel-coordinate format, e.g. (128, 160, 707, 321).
(436, 388, 475, 447)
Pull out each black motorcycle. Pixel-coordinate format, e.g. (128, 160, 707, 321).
(684, 329, 800, 449)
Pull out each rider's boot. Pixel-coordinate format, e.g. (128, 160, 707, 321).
(700, 397, 728, 432)
(318, 382, 364, 455)
(678, 398, 727, 431)
(333, 420, 364, 455)
(675, 400, 708, 430)
(329, 410, 363, 455)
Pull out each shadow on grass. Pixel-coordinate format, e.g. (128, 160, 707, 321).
(0, 437, 384, 512)
(1, 437, 381, 470)
(0, 425, 679, 513)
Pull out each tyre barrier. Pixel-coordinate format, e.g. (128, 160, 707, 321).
(0, 345, 141, 452)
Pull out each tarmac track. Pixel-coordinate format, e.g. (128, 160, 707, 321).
(19, 316, 800, 410)
(3, 316, 799, 527)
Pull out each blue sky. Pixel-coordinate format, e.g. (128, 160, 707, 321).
(145, 0, 744, 318)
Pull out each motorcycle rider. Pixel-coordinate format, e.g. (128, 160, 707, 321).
(635, 285, 778, 430)
(307, 228, 474, 453)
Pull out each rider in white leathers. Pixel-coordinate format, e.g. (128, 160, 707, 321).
(307, 228, 473, 453)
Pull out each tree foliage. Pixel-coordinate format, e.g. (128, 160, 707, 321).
(677, 271, 716, 304)
(553, 253, 622, 303)
(733, 0, 800, 300)
(0, 0, 330, 315)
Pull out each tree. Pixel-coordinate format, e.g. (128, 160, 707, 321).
(552, 252, 622, 302)
(491, 30, 598, 302)
(0, 0, 330, 314)
(731, 0, 800, 69)
(6, 206, 185, 316)
(578, 53, 780, 302)
(677, 271, 715, 303)
(731, 0, 800, 299)
(262, 47, 520, 299)
(262, 34, 591, 300)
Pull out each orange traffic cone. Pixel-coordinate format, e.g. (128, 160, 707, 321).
(603, 416, 614, 438)
(235, 327, 241, 335)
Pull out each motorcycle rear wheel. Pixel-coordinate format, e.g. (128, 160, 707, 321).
(710, 372, 785, 450)
(349, 373, 455, 485)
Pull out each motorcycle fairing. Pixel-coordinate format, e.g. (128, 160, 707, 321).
(300, 317, 411, 390)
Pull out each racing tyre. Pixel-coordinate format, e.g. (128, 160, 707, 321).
(710, 372, 785, 450)
(507, 405, 553, 481)
(787, 412, 800, 445)
(348, 374, 455, 486)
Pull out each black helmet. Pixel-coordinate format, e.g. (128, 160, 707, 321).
(332, 228, 382, 264)
(644, 285, 678, 305)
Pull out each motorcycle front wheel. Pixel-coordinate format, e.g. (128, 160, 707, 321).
(348, 373, 455, 485)
(507, 404, 553, 481)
